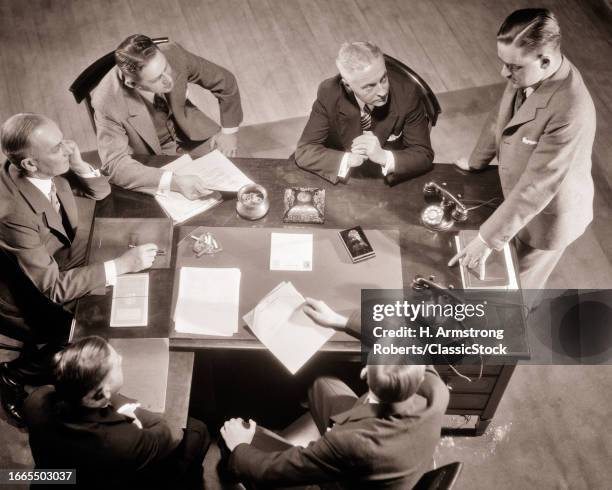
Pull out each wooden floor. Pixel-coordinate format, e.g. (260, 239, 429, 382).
(0, 0, 610, 185)
(1, 1, 612, 489)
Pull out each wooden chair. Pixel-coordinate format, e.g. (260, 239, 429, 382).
(384, 54, 442, 128)
(69, 37, 169, 130)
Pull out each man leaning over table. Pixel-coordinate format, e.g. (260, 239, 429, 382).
(0, 113, 157, 425)
(295, 41, 433, 185)
(219, 298, 449, 489)
(92, 34, 243, 198)
(449, 8, 595, 291)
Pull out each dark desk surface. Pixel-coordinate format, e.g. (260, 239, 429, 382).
(74, 152, 525, 355)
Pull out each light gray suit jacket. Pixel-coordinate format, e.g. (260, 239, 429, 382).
(469, 57, 595, 251)
(92, 42, 242, 194)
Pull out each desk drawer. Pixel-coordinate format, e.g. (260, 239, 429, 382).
(443, 375, 497, 394)
(448, 393, 489, 410)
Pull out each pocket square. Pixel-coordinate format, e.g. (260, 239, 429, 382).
(521, 137, 538, 145)
(387, 131, 402, 142)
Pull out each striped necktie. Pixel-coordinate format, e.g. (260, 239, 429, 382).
(360, 105, 372, 131)
(49, 180, 61, 214)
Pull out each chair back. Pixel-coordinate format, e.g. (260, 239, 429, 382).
(413, 462, 463, 490)
(0, 247, 72, 344)
(383, 54, 441, 128)
(69, 37, 169, 129)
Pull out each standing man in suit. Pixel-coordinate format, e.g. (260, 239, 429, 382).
(295, 42, 433, 185)
(0, 113, 157, 425)
(24, 336, 210, 489)
(93, 34, 243, 197)
(220, 298, 449, 489)
(449, 9, 596, 291)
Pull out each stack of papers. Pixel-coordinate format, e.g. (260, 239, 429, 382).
(110, 273, 149, 327)
(270, 233, 313, 271)
(244, 282, 335, 374)
(174, 267, 241, 336)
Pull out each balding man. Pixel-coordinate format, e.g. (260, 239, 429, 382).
(0, 114, 157, 424)
(295, 41, 433, 185)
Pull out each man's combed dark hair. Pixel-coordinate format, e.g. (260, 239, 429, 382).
(497, 8, 561, 53)
(115, 34, 159, 76)
(54, 336, 113, 405)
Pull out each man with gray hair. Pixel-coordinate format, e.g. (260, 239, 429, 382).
(449, 9, 595, 292)
(0, 114, 158, 424)
(295, 41, 433, 185)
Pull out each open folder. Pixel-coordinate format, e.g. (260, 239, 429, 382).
(243, 282, 335, 374)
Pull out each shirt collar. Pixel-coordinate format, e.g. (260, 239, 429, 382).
(25, 175, 53, 198)
(135, 88, 156, 104)
(354, 96, 373, 114)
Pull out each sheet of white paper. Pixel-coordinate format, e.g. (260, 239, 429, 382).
(174, 267, 241, 336)
(163, 149, 253, 192)
(270, 233, 313, 271)
(244, 282, 334, 374)
(455, 237, 518, 290)
(155, 191, 222, 225)
(110, 273, 149, 327)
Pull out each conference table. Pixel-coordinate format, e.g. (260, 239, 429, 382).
(73, 152, 528, 435)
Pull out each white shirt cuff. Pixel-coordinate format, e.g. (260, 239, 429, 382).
(104, 260, 118, 287)
(74, 165, 100, 178)
(221, 127, 239, 134)
(338, 153, 351, 179)
(156, 171, 174, 197)
(381, 150, 395, 176)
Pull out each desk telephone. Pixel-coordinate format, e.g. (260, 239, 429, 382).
(421, 181, 468, 231)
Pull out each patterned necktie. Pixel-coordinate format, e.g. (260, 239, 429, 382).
(360, 105, 372, 131)
(49, 180, 61, 214)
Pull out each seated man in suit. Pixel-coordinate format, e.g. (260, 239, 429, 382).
(23, 336, 210, 489)
(449, 9, 595, 292)
(220, 298, 449, 489)
(295, 41, 434, 185)
(0, 113, 157, 425)
(93, 34, 243, 198)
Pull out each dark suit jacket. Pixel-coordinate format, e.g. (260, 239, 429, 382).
(23, 386, 182, 489)
(0, 162, 110, 307)
(469, 57, 595, 251)
(92, 42, 243, 194)
(295, 64, 434, 186)
(228, 312, 449, 489)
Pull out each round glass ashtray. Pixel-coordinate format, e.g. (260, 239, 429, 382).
(237, 184, 269, 220)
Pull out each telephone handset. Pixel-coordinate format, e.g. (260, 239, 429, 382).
(421, 181, 468, 231)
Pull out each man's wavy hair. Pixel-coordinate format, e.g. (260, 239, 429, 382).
(1, 113, 48, 167)
(497, 8, 561, 54)
(115, 34, 160, 77)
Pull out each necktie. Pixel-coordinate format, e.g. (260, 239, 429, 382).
(153, 93, 169, 114)
(360, 105, 372, 131)
(49, 180, 61, 214)
(513, 89, 526, 115)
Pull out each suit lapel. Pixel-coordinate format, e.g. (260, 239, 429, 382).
(338, 89, 362, 149)
(124, 91, 162, 154)
(8, 166, 71, 244)
(502, 57, 571, 133)
(372, 95, 398, 143)
(53, 177, 78, 232)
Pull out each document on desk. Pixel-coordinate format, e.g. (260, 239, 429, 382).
(110, 273, 149, 327)
(174, 267, 241, 336)
(270, 233, 313, 271)
(109, 338, 168, 413)
(163, 150, 254, 192)
(155, 155, 223, 225)
(243, 282, 334, 374)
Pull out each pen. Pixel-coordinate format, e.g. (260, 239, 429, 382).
(128, 244, 165, 256)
